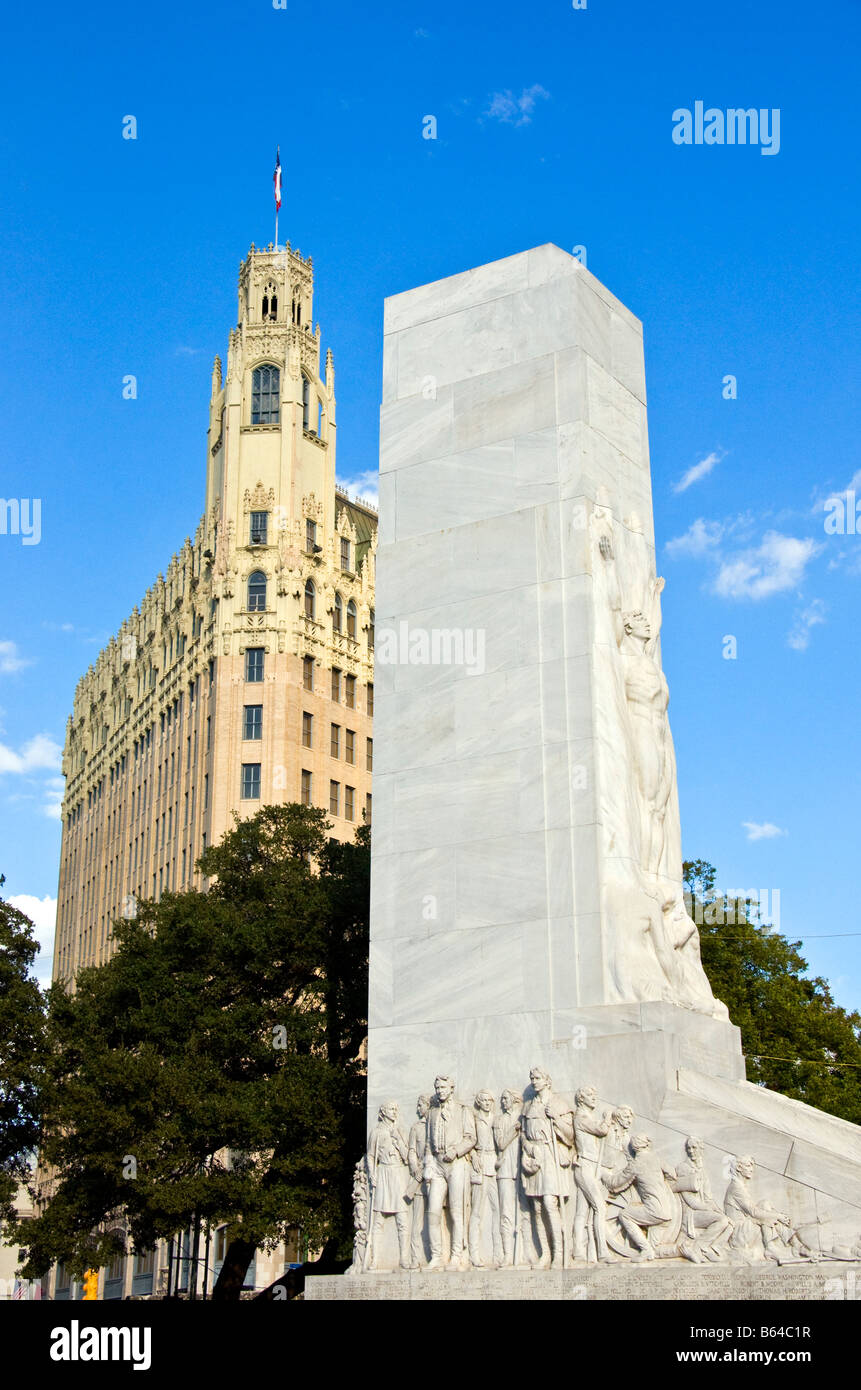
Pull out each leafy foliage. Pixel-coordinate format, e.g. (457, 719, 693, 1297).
(0, 876, 46, 1222)
(686, 860, 861, 1123)
(16, 806, 369, 1296)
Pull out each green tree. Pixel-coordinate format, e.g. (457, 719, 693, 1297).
(685, 860, 861, 1123)
(16, 805, 369, 1299)
(0, 877, 46, 1224)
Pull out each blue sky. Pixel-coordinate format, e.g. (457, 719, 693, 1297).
(0, 0, 859, 1004)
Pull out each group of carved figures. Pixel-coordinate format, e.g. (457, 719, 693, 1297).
(349, 1069, 861, 1274)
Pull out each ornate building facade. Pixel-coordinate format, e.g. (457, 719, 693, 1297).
(53, 241, 376, 984)
(44, 239, 376, 1298)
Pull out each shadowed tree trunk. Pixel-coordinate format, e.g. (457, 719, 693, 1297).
(211, 1237, 257, 1302)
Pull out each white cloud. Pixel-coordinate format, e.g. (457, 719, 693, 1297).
(665, 518, 725, 558)
(338, 471, 379, 509)
(485, 85, 550, 127)
(713, 531, 820, 601)
(742, 821, 787, 842)
(43, 775, 65, 819)
(0, 733, 62, 776)
(673, 449, 724, 494)
(8, 893, 57, 988)
(787, 599, 827, 652)
(0, 640, 30, 674)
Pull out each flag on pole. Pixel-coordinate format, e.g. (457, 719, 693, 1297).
(273, 147, 282, 212)
(12, 1278, 24, 1300)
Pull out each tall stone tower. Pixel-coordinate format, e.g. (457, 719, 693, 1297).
(53, 242, 377, 991)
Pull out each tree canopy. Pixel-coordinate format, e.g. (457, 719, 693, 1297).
(0, 875, 46, 1223)
(686, 859, 861, 1124)
(16, 805, 369, 1299)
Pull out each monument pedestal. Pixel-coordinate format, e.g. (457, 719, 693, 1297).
(306, 1261, 860, 1302)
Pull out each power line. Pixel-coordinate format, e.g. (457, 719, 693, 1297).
(749, 1052, 861, 1069)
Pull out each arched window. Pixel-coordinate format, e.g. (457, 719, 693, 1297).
(304, 579, 316, 620)
(248, 571, 267, 611)
(333, 592, 343, 634)
(346, 600, 357, 641)
(368, 608, 375, 653)
(262, 283, 277, 322)
(251, 365, 280, 425)
(301, 375, 311, 432)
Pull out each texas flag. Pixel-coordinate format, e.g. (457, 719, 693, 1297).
(273, 147, 282, 212)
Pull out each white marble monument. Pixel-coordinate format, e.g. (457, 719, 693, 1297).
(308, 246, 861, 1296)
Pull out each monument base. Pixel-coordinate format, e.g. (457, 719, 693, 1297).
(305, 1261, 861, 1302)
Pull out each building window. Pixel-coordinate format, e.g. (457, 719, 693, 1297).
(340, 537, 351, 571)
(329, 780, 340, 816)
(302, 375, 311, 433)
(345, 674, 356, 709)
(366, 737, 373, 772)
(302, 711, 313, 748)
(250, 511, 268, 545)
(303, 655, 314, 691)
(367, 682, 374, 716)
(305, 518, 317, 552)
(245, 648, 265, 682)
(331, 668, 341, 702)
(346, 600, 357, 640)
(204, 775, 209, 810)
(243, 705, 263, 740)
(251, 364, 280, 425)
(345, 729, 355, 765)
(333, 593, 343, 634)
(345, 786, 355, 822)
(248, 571, 267, 611)
(241, 763, 261, 800)
(330, 723, 341, 758)
(304, 579, 316, 620)
(365, 792, 372, 824)
(261, 283, 277, 322)
(134, 1248, 155, 1278)
(301, 770, 312, 806)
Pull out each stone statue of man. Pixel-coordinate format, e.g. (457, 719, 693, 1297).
(407, 1094, 431, 1269)
(424, 1074, 477, 1271)
(366, 1100, 411, 1270)
(520, 1066, 574, 1268)
(571, 1084, 613, 1263)
(605, 1132, 676, 1262)
(670, 1136, 731, 1262)
(493, 1088, 525, 1267)
(469, 1090, 503, 1268)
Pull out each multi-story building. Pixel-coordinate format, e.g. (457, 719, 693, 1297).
(45, 239, 376, 1296)
(53, 239, 376, 982)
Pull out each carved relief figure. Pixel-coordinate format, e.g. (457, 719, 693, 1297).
(469, 1090, 503, 1268)
(366, 1101, 411, 1270)
(591, 504, 727, 1020)
(605, 1133, 680, 1262)
(602, 1105, 635, 1175)
(407, 1094, 431, 1270)
(670, 1136, 732, 1263)
(347, 1159, 370, 1275)
(520, 1066, 574, 1268)
(493, 1088, 525, 1268)
(424, 1075, 477, 1271)
(571, 1085, 613, 1264)
(724, 1156, 817, 1264)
